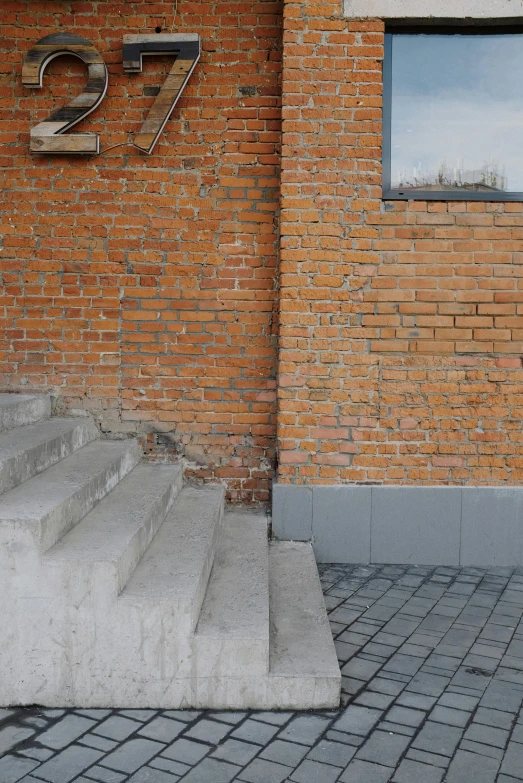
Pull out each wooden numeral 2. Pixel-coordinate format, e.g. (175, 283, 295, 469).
(22, 32, 200, 155)
(22, 33, 108, 154)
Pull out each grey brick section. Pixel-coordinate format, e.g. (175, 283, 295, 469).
(273, 484, 523, 564)
(2, 563, 523, 782)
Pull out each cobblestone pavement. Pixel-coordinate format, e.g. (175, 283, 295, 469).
(3, 563, 523, 782)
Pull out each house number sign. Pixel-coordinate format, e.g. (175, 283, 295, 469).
(22, 31, 200, 155)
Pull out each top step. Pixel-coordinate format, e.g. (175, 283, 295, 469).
(0, 394, 51, 433)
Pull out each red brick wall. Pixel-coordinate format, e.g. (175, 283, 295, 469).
(0, 0, 282, 503)
(278, 2, 523, 486)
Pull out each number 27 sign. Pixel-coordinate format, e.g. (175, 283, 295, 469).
(22, 32, 200, 155)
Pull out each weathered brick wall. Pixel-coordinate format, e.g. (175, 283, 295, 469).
(278, 2, 523, 485)
(0, 0, 282, 503)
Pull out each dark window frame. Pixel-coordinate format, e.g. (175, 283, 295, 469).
(382, 26, 523, 202)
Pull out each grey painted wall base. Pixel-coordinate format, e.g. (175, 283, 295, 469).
(272, 483, 523, 567)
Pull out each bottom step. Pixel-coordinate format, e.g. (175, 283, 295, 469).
(181, 540, 341, 710)
(268, 540, 341, 707)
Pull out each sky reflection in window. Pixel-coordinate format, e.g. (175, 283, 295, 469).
(390, 33, 523, 193)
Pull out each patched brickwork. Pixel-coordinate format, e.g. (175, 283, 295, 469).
(0, 1, 282, 503)
(277, 3, 523, 485)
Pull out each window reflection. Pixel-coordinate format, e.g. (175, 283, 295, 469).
(390, 33, 523, 193)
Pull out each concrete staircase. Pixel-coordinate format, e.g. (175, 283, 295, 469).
(0, 394, 340, 709)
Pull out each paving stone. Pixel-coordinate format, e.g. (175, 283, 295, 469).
(237, 758, 292, 783)
(474, 707, 513, 730)
(325, 730, 364, 746)
(117, 710, 158, 722)
(162, 738, 209, 765)
(395, 692, 436, 711)
(138, 717, 187, 743)
(464, 722, 509, 748)
(0, 725, 35, 755)
(437, 692, 479, 711)
(509, 723, 523, 743)
(260, 739, 308, 766)
(250, 711, 293, 726)
(341, 657, 382, 681)
(0, 755, 38, 783)
(210, 712, 247, 725)
(446, 749, 500, 783)
(161, 711, 201, 722)
(356, 730, 411, 766)
(18, 747, 54, 762)
(379, 721, 415, 737)
(339, 759, 394, 783)
(185, 719, 231, 745)
(149, 756, 190, 776)
(101, 738, 165, 774)
(277, 715, 331, 745)
(368, 677, 405, 696)
(83, 766, 127, 783)
(406, 672, 450, 697)
(331, 706, 381, 737)
(93, 716, 142, 742)
(405, 748, 450, 768)
(75, 710, 112, 720)
(127, 769, 179, 782)
(290, 758, 342, 783)
(211, 738, 260, 766)
(430, 705, 471, 727)
(481, 682, 523, 713)
(501, 742, 523, 778)
(354, 691, 395, 710)
(306, 739, 356, 767)
(231, 718, 279, 745)
(386, 706, 425, 727)
(29, 745, 104, 783)
(384, 654, 425, 677)
(37, 714, 95, 750)
(79, 734, 119, 752)
(392, 758, 444, 783)
(461, 739, 505, 760)
(412, 722, 463, 757)
(176, 758, 240, 783)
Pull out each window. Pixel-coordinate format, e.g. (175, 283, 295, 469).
(382, 28, 523, 201)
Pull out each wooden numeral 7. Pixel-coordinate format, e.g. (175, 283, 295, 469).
(22, 32, 108, 154)
(123, 34, 200, 155)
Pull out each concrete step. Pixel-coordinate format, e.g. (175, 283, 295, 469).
(0, 394, 50, 433)
(185, 540, 340, 710)
(267, 541, 341, 708)
(45, 464, 183, 595)
(193, 511, 269, 676)
(0, 439, 142, 553)
(0, 417, 99, 495)
(120, 484, 225, 635)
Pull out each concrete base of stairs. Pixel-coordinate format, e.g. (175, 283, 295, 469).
(0, 394, 341, 710)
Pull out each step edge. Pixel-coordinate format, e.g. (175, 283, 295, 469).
(0, 394, 51, 432)
(0, 417, 99, 494)
(44, 464, 184, 594)
(268, 541, 342, 683)
(43, 440, 143, 552)
(119, 484, 225, 634)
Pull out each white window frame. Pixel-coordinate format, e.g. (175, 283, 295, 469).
(344, 0, 523, 18)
